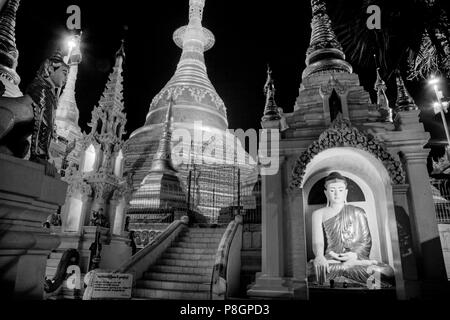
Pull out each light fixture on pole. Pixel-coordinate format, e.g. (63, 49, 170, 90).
(429, 75, 450, 159)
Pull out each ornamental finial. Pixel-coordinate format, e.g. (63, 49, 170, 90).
(395, 69, 418, 112)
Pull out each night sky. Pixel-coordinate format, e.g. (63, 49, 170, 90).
(13, 0, 450, 159)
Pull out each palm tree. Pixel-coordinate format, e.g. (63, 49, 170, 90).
(329, 0, 450, 80)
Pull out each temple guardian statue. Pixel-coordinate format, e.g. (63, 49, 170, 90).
(0, 49, 69, 168)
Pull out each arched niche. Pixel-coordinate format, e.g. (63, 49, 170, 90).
(116, 123, 122, 138)
(83, 144, 96, 173)
(114, 150, 124, 177)
(329, 89, 342, 122)
(301, 147, 398, 272)
(96, 118, 103, 135)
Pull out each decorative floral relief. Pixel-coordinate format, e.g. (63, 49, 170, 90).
(319, 75, 347, 97)
(289, 114, 405, 190)
(150, 86, 227, 116)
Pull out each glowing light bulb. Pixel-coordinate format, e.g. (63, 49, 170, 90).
(429, 76, 440, 86)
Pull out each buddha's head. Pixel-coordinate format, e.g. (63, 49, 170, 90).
(324, 172, 348, 206)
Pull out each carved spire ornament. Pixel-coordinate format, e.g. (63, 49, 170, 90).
(127, 95, 187, 215)
(87, 39, 126, 143)
(395, 69, 419, 112)
(302, 0, 352, 78)
(262, 65, 281, 121)
(55, 34, 83, 137)
(0, 0, 20, 85)
(150, 97, 177, 174)
(374, 67, 393, 122)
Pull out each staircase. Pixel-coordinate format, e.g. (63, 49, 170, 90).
(133, 227, 226, 299)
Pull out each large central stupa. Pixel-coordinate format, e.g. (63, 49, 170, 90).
(124, 0, 255, 221)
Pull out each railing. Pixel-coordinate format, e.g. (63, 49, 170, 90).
(210, 215, 243, 299)
(44, 249, 80, 298)
(430, 178, 450, 224)
(116, 216, 189, 281)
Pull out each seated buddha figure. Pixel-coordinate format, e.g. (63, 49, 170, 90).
(308, 172, 395, 288)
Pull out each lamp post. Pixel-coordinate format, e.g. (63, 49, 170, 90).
(430, 76, 450, 158)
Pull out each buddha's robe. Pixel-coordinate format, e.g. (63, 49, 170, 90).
(309, 205, 395, 288)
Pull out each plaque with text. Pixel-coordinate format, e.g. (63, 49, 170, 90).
(84, 272, 133, 300)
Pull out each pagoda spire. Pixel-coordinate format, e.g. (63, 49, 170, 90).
(138, 0, 228, 132)
(395, 69, 418, 112)
(374, 67, 392, 122)
(97, 38, 125, 114)
(55, 34, 83, 132)
(262, 65, 281, 121)
(302, 0, 352, 78)
(0, 0, 20, 87)
(87, 39, 127, 145)
(150, 97, 177, 174)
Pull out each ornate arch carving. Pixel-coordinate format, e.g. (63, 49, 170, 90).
(290, 114, 405, 189)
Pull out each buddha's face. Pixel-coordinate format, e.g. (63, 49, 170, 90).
(324, 180, 348, 205)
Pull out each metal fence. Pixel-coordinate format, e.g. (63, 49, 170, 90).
(430, 178, 450, 224)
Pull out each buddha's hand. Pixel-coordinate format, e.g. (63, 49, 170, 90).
(336, 252, 358, 262)
(313, 255, 330, 278)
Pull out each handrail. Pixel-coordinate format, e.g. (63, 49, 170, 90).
(210, 215, 243, 299)
(115, 216, 189, 281)
(44, 248, 80, 294)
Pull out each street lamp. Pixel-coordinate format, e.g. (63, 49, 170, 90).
(429, 76, 450, 159)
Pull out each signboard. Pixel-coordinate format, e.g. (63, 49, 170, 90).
(83, 271, 133, 300)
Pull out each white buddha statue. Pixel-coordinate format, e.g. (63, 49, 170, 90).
(308, 172, 395, 288)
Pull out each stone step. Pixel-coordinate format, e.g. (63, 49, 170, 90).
(149, 264, 211, 275)
(133, 288, 210, 300)
(180, 232, 223, 238)
(187, 228, 226, 234)
(162, 252, 215, 261)
(176, 236, 222, 244)
(47, 259, 60, 268)
(172, 241, 218, 249)
(136, 279, 210, 291)
(46, 266, 57, 278)
(166, 247, 217, 255)
(157, 258, 214, 268)
(49, 252, 63, 259)
(143, 272, 211, 283)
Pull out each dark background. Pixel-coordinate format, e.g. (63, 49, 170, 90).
(13, 0, 450, 159)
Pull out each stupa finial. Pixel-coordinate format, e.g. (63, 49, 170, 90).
(150, 95, 177, 173)
(0, 0, 21, 84)
(373, 58, 392, 122)
(302, 0, 352, 78)
(395, 69, 418, 112)
(262, 65, 281, 121)
(173, 0, 214, 51)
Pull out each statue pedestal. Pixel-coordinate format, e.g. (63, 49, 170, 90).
(0, 154, 67, 299)
(247, 274, 307, 299)
(100, 233, 132, 270)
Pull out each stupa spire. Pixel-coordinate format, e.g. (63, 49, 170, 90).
(262, 65, 281, 121)
(137, 0, 228, 133)
(0, 0, 20, 85)
(150, 97, 177, 174)
(97, 39, 125, 114)
(395, 69, 418, 112)
(302, 0, 352, 78)
(374, 67, 392, 122)
(55, 34, 82, 130)
(87, 39, 127, 145)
